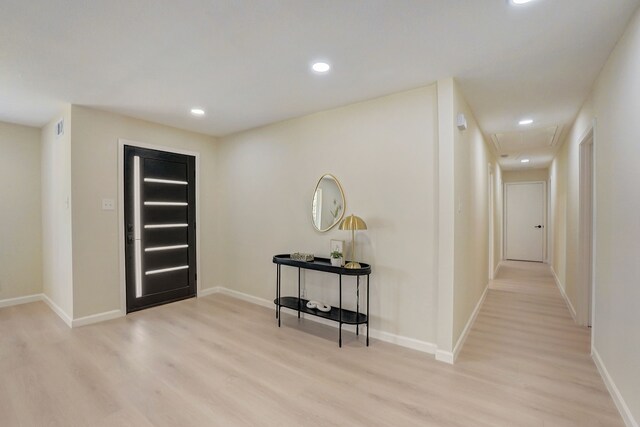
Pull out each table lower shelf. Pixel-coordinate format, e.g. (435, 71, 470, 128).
(274, 296, 367, 325)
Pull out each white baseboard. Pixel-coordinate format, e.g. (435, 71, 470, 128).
(550, 266, 577, 321)
(198, 287, 218, 297)
(369, 328, 437, 354)
(0, 293, 42, 309)
(435, 350, 454, 364)
(214, 287, 274, 310)
(592, 347, 638, 427)
(493, 261, 503, 279)
(71, 286, 218, 327)
(72, 309, 124, 328)
(211, 286, 437, 355)
(41, 294, 73, 328)
(0, 293, 100, 329)
(450, 283, 489, 364)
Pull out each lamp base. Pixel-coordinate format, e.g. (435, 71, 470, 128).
(344, 261, 362, 269)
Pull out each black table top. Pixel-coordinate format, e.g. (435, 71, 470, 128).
(273, 254, 371, 275)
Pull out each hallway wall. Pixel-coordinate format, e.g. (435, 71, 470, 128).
(550, 6, 640, 425)
(492, 164, 503, 276)
(436, 78, 499, 361)
(549, 147, 569, 297)
(451, 81, 496, 352)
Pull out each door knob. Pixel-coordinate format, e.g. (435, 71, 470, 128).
(534, 225, 543, 229)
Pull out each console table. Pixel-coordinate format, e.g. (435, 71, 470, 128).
(272, 254, 371, 347)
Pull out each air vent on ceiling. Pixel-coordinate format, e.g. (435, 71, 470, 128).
(492, 125, 561, 151)
(500, 154, 509, 158)
(549, 125, 564, 147)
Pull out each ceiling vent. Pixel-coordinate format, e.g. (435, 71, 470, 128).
(491, 125, 562, 152)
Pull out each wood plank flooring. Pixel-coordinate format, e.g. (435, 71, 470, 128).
(0, 261, 623, 426)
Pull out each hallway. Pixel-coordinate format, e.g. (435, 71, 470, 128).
(457, 260, 623, 426)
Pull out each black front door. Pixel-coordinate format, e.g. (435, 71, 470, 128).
(124, 146, 197, 313)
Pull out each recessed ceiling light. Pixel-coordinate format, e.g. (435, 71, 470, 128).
(519, 119, 533, 125)
(312, 62, 331, 73)
(190, 108, 205, 117)
(521, 159, 530, 163)
(511, 0, 535, 4)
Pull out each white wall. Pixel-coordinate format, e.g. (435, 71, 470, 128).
(493, 164, 504, 275)
(550, 141, 575, 293)
(550, 7, 640, 425)
(451, 80, 497, 352)
(436, 78, 498, 360)
(41, 106, 74, 319)
(549, 154, 564, 283)
(69, 106, 219, 318)
(503, 168, 548, 183)
(0, 121, 42, 301)
(436, 79, 456, 356)
(218, 86, 439, 345)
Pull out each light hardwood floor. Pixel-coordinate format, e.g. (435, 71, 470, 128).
(0, 261, 623, 426)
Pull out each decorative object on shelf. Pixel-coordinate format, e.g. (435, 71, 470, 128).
(330, 250, 343, 267)
(339, 214, 368, 269)
(306, 300, 331, 312)
(312, 174, 346, 232)
(330, 239, 344, 255)
(316, 303, 332, 313)
(291, 252, 314, 262)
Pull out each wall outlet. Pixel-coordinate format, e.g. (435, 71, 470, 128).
(102, 198, 115, 211)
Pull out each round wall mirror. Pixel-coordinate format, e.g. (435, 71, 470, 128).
(312, 174, 346, 232)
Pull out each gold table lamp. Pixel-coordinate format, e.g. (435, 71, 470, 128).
(339, 214, 367, 269)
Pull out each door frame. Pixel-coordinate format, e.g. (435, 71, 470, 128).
(118, 138, 202, 315)
(578, 126, 595, 328)
(503, 180, 547, 262)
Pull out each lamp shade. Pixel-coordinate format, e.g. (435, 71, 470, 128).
(339, 214, 367, 231)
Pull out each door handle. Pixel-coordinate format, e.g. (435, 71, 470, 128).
(534, 225, 543, 229)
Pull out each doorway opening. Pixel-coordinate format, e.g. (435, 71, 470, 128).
(578, 129, 594, 327)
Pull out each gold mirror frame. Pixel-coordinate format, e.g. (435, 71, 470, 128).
(311, 174, 346, 232)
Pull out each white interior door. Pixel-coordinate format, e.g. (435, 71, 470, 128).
(505, 182, 545, 262)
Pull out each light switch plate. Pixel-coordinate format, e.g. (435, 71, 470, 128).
(102, 198, 115, 211)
